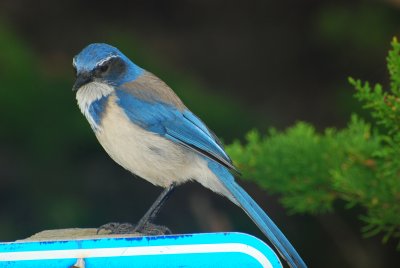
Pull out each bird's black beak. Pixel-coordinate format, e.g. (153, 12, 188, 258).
(72, 73, 92, 91)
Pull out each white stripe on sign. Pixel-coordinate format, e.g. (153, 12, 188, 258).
(0, 243, 272, 268)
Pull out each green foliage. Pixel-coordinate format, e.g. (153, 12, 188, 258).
(227, 38, 400, 247)
(227, 116, 380, 214)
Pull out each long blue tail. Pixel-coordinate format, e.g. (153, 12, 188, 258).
(208, 161, 307, 268)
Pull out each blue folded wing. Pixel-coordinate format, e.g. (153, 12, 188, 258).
(116, 89, 237, 172)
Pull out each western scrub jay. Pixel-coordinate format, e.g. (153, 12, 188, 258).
(72, 43, 306, 268)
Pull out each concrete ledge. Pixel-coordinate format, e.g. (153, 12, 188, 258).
(18, 228, 142, 242)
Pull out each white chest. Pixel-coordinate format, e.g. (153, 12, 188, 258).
(76, 82, 114, 130)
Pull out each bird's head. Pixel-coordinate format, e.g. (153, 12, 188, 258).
(72, 43, 142, 91)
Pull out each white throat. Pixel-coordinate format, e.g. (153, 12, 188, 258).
(76, 81, 114, 130)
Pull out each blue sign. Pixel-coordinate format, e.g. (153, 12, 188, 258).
(0, 232, 282, 267)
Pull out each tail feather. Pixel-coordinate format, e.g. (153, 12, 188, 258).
(228, 181, 307, 268)
(208, 161, 307, 268)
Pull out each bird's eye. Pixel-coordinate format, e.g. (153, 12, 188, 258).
(99, 63, 109, 73)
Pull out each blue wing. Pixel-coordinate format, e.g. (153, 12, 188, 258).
(115, 88, 238, 172)
(116, 77, 306, 267)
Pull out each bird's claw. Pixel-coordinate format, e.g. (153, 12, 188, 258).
(97, 222, 172, 236)
(97, 222, 135, 234)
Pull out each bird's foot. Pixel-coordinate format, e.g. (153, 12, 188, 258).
(137, 222, 172, 236)
(97, 222, 172, 236)
(97, 222, 135, 234)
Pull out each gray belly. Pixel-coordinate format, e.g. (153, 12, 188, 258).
(94, 98, 194, 187)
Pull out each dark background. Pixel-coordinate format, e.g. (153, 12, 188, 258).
(0, 0, 399, 267)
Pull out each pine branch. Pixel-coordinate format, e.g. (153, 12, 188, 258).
(226, 37, 400, 248)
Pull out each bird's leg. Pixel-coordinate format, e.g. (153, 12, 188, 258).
(97, 183, 176, 235)
(133, 183, 176, 233)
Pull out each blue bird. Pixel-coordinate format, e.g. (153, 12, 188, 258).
(72, 43, 307, 268)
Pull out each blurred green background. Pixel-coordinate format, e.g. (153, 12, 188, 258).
(0, 0, 399, 267)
